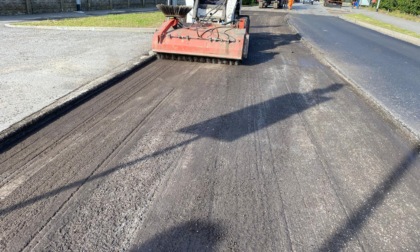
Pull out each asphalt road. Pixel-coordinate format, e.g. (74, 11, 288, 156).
(288, 9, 420, 138)
(1, 11, 419, 251)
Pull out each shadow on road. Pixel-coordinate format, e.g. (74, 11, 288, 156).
(131, 219, 225, 252)
(0, 84, 342, 216)
(319, 146, 419, 251)
(179, 83, 342, 141)
(244, 32, 301, 65)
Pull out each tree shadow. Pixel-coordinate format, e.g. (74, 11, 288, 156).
(0, 84, 342, 216)
(178, 83, 342, 141)
(319, 146, 420, 251)
(244, 32, 302, 66)
(131, 219, 225, 252)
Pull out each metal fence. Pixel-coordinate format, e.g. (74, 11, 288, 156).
(1, 0, 174, 15)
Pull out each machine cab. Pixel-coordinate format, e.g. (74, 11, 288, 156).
(185, 0, 241, 23)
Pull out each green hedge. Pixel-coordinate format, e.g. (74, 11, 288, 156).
(242, 0, 257, 5)
(379, 0, 419, 15)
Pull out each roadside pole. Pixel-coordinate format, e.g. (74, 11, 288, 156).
(76, 0, 81, 11)
(376, 0, 381, 12)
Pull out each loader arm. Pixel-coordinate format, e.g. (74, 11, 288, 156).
(155, 18, 179, 44)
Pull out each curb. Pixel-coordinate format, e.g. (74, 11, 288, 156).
(285, 14, 420, 148)
(0, 52, 157, 151)
(340, 16, 420, 47)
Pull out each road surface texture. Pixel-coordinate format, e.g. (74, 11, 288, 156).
(1, 11, 419, 251)
(288, 10, 420, 139)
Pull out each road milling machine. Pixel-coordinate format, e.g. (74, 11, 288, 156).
(152, 0, 250, 65)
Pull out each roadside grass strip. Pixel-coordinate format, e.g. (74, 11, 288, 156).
(16, 11, 165, 28)
(345, 14, 420, 39)
(361, 7, 420, 23)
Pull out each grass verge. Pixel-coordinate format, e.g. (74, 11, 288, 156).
(345, 13, 420, 39)
(16, 11, 165, 28)
(360, 7, 420, 23)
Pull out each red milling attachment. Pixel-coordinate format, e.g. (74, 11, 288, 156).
(152, 6, 249, 62)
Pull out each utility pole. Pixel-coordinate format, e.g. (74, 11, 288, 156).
(376, 0, 381, 12)
(26, 0, 32, 14)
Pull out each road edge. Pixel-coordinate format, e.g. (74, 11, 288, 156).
(0, 52, 157, 150)
(285, 15, 420, 148)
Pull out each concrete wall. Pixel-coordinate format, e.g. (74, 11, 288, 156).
(0, 0, 184, 15)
